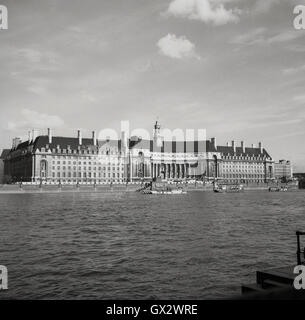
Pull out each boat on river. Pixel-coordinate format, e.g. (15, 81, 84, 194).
(213, 182, 244, 193)
(140, 178, 187, 195)
(142, 189, 187, 195)
(268, 186, 288, 192)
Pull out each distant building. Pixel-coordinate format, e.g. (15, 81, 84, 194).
(2, 123, 275, 184)
(293, 173, 305, 189)
(0, 149, 10, 184)
(274, 160, 293, 181)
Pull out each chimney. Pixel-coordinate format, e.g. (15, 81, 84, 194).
(259, 142, 263, 153)
(226, 142, 230, 147)
(48, 128, 52, 144)
(78, 130, 82, 145)
(92, 131, 96, 146)
(28, 130, 32, 142)
(251, 143, 256, 148)
(12, 137, 21, 150)
(32, 129, 39, 142)
(121, 131, 127, 150)
(232, 140, 236, 153)
(241, 141, 245, 153)
(211, 137, 217, 150)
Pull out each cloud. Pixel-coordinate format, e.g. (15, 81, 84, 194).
(230, 27, 266, 45)
(80, 90, 97, 103)
(283, 64, 305, 75)
(165, 0, 241, 26)
(230, 29, 305, 47)
(7, 109, 65, 131)
(293, 95, 305, 104)
(157, 34, 200, 59)
(253, 0, 280, 14)
(27, 85, 48, 95)
(268, 31, 304, 43)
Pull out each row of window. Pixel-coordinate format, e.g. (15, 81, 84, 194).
(52, 160, 125, 166)
(52, 172, 124, 178)
(222, 174, 265, 178)
(51, 166, 124, 171)
(42, 149, 122, 156)
(222, 169, 264, 173)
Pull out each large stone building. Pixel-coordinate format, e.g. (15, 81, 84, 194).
(0, 149, 10, 184)
(274, 160, 293, 181)
(3, 122, 275, 184)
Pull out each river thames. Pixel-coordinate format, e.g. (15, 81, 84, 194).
(0, 190, 304, 299)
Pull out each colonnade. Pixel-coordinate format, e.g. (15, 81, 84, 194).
(151, 163, 189, 179)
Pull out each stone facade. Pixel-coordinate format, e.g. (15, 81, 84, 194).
(274, 160, 293, 180)
(3, 123, 275, 184)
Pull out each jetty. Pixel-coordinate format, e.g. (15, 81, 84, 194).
(241, 231, 305, 299)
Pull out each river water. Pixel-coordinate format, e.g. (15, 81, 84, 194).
(0, 190, 304, 299)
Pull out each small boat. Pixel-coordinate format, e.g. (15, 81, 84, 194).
(268, 187, 280, 192)
(144, 189, 187, 195)
(213, 183, 243, 193)
(141, 177, 187, 195)
(213, 185, 225, 193)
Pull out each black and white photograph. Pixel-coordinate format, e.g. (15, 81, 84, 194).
(1, 0, 305, 311)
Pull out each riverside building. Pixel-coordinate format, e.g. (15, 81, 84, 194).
(274, 160, 293, 181)
(3, 122, 275, 184)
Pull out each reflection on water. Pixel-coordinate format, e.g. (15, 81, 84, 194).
(0, 190, 304, 299)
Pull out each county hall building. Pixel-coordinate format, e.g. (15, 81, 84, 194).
(3, 122, 275, 184)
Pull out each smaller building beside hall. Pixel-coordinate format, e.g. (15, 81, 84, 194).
(0, 149, 10, 184)
(274, 160, 293, 181)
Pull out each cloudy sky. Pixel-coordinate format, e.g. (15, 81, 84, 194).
(0, 0, 305, 171)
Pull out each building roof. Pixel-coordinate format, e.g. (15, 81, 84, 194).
(33, 136, 99, 151)
(7, 135, 271, 159)
(129, 138, 217, 153)
(217, 146, 271, 158)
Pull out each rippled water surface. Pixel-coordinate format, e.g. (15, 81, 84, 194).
(0, 190, 305, 299)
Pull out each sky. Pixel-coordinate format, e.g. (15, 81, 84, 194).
(0, 0, 305, 171)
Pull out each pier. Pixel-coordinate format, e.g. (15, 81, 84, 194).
(241, 231, 305, 299)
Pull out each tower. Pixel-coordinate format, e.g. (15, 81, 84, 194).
(153, 121, 162, 148)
